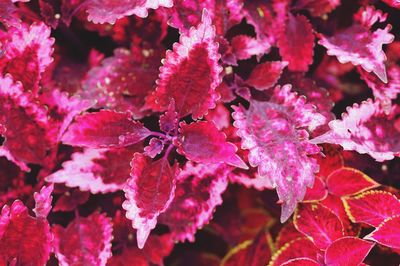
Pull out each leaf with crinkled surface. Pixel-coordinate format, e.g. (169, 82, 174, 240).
(62, 110, 151, 148)
(159, 162, 229, 242)
(294, 0, 340, 17)
(319, 24, 394, 83)
(53, 212, 113, 266)
(325, 237, 374, 266)
(230, 35, 271, 61)
(33, 184, 53, 218)
(294, 203, 344, 250)
(311, 100, 400, 161)
(278, 14, 314, 72)
(233, 85, 325, 222)
(177, 121, 247, 169)
(364, 215, 400, 249)
(47, 146, 139, 193)
(0, 0, 22, 27)
(245, 61, 287, 91)
(122, 153, 177, 249)
(146, 10, 222, 119)
(0, 75, 52, 166)
(144, 138, 164, 158)
(81, 48, 162, 117)
(343, 191, 400, 227)
(85, 0, 173, 24)
(0, 200, 52, 265)
(0, 22, 54, 95)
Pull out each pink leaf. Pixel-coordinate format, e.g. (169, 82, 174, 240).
(159, 101, 178, 134)
(311, 100, 400, 162)
(0, 201, 52, 265)
(303, 176, 328, 202)
(281, 258, 321, 266)
(177, 121, 247, 169)
(1, 22, 54, 95)
(381, 0, 400, 9)
(294, 203, 344, 250)
(245, 61, 288, 91)
(233, 85, 325, 222)
(144, 138, 164, 158)
(326, 167, 380, 197)
(231, 35, 271, 61)
(146, 9, 222, 119)
(269, 237, 320, 266)
(85, 0, 173, 24)
(278, 14, 315, 72)
(53, 212, 113, 266)
(62, 110, 151, 148)
(343, 191, 400, 227)
(159, 162, 229, 242)
(122, 153, 177, 248)
(325, 237, 375, 266)
(47, 146, 139, 193)
(294, 0, 340, 17)
(33, 184, 54, 218)
(319, 24, 394, 83)
(364, 215, 400, 249)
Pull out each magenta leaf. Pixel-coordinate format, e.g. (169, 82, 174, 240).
(364, 215, 400, 249)
(47, 146, 139, 193)
(122, 153, 177, 248)
(230, 35, 271, 61)
(245, 61, 288, 91)
(61, 110, 151, 148)
(146, 9, 222, 119)
(159, 162, 229, 242)
(311, 99, 400, 162)
(53, 212, 113, 266)
(325, 237, 375, 266)
(278, 13, 315, 72)
(177, 121, 247, 169)
(294, 0, 340, 17)
(233, 85, 326, 222)
(33, 184, 54, 218)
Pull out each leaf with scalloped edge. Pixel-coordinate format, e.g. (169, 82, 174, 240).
(159, 162, 229, 242)
(303, 176, 328, 202)
(326, 167, 380, 197)
(0, 75, 52, 167)
(233, 85, 326, 222)
(294, 203, 344, 250)
(294, 0, 340, 17)
(62, 110, 151, 148)
(268, 237, 320, 266)
(343, 191, 400, 227)
(325, 237, 375, 266)
(245, 61, 288, 91)
(364, 215, 400, 249)
(319, 24, 394, 83)
(177, 121, 247, 169)
(53, 212, 113, 266)
(0, 195, 52, 265)
(1, 22, 54, 95)
(311, 99, 400, 162)
(278, 13, 314, 72)
(47, 146, 139, 193)
(146, 9, 222, 119)
(85, 0, 173, 24)
(33, 184, 53, 218)
(122, 153, 177, 249)
(231, 35, 271, 61)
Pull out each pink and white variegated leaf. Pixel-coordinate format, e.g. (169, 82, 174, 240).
(233, 85, 326, 222)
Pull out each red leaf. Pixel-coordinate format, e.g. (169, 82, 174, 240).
(159, 162, 229, 242)
(364, 215, 400, 249)
(146, 10, 222, 119)
(231, 35, 271, 61)
(382, 0, 400, 9)
(53, 190, 90, 212)
(319, 24, 394, 83)
(276, 222, 304, 249)
(294, 0, 340, 17)
(326, 167, 380, 197)
(85, 0, 173, 24)
(245, 61, 288, 91)
(343, 190, 400, 227)
(47, 146, 139, 193)
(0, 200, 52, 265)
(278, 14, 315, 72)
(325, 237, 375, 266)
(62, 110, 151, 148)
(294, 203, 344, 250)
(311, 100, 400, 162)
(221, 229, 273, 266)
(122, 154, 177, 248)
(1, 22, 54, 95)
(177, 121, 247, 169)
(281, 258, 321, 266)
(233, 85, 325, 222)
(303, 176, 328, 202)
(269, 237, 320, 266)
(53, 212, 113, 266)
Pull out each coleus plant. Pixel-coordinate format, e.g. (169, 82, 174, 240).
(0, 0, 399, 265)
